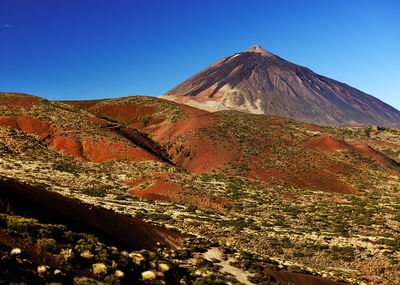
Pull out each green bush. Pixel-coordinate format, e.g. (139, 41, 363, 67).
(37, 238, 58, 252)
(4, 215, 36, 232)
(81, 188, 107, 197)
(364, 127, 372, 138)
(52, 160, 78, 173)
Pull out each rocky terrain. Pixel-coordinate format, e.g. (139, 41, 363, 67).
(161, 45, 400, 127)
(0, 92, 399, 284)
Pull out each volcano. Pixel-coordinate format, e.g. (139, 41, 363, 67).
(161, 45, 400, 127)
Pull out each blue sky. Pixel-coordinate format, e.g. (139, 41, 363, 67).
(1, 0, 399, 110)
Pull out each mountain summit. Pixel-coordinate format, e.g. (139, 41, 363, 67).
(161, 45, 400, 127)
(245, 44, 275, 57)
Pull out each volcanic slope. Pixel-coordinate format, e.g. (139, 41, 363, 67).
(0, 92, 170, 163)
(1, 93, 400, 284)
(160, 45, 400, 127)
(67, 95, 400, 195)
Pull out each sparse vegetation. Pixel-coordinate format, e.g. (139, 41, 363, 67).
(1, 93, 399, 284)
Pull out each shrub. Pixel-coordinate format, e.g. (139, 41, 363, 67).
(186, 205, 198, 213)
(364, 127, 372, 138)
(52, 160, 78, 173)
(81, 188, 107, 197)
(5, 215, 36, 232)
(37, 238, 58, 252)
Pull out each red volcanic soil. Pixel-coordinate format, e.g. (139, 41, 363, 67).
(159, 114, 214, 140)
(150, 112, 235, 173)
(0, 115, 161, 163)
(153, 119, 361, 194)
(84, 116, 171, 163)
(303, 134, 399, 170)
(65, 98, 228, 172)
(69, 97, 210, 131)
(90, 104, 163, 129)
(49, 135, 157, 163)
(66, 100, 167, 130)
(287, 169, 359, 194)
(125, 178, 147, 188)
(128, 173, 229, 211)
(4, 96, 40, 109)
(280, 192, 297, 200)
(130, 179, 182, 201)
(84, 138, 159, 163)
(250, 162, 358, 194)
(175, 101, 211, 117)
(0, 116, 54, 139)
(0, 115, 85, 161)
(302, 123, 324, 132)
(84, 116, 110, 126)
(302, 134, 352, 154)
(49, 133, 87, 161)
(66, 97, 397, 194)
(62, 99, 106, 109)
(183, 136, 234, 173)
(352, 142, 399, 169)
(65, 98, 227, 172)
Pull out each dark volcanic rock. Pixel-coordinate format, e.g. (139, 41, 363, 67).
(161, 45, 400, 127)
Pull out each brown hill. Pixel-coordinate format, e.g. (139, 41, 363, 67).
(0, 93, 169, 164)
(68, 95, 400, 194)
(161, 45, 400, 127)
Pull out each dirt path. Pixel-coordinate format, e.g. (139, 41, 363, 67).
(203, 248, 255, 285)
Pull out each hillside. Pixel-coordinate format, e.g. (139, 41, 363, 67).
(160, 45, 400, 127)
(70, 95, 400, 195)
(65, 95, 400, 284)
(0, 92, 399, 284)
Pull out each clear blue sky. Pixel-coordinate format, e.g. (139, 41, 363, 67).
(1, 0, 399, 109)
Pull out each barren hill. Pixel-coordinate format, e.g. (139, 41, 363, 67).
(161, 45, 400, 127)
(0, 92, 170, 163)
(68, 95, 400, 195)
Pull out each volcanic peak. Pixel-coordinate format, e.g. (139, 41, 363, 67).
(161, 44, 400, 127)
(244, 44, 275, 57)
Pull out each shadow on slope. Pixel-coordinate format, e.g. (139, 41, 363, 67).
(0, 177, 185, 251)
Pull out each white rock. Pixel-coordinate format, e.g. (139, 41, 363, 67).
(194, 270, 202, 276)
(115, 270, 125, 278)
(80, 250, 93, 259)
(92, 263, 107, 275)
(10, 248, 21, 255)
(141, 270, 157, 280)
(149, 261, 156, 268)
(61, 248, 73, 261)
(37, 265, 48, 274)
(130, 252, 145, 265)
(158, 263, 170, 272)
